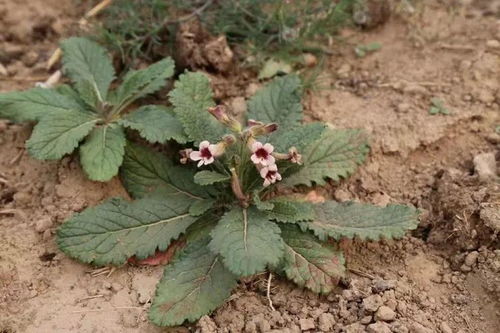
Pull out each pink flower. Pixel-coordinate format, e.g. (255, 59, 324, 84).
(260, 164, 282, 187)
(250, 142, 275, 166)
(190, 141, 219, 167)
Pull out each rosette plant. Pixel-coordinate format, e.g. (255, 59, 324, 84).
(0, 37, 184, 181)
(56, 74, 419, 326)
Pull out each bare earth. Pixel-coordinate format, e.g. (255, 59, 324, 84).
(0, 0, 499, 332)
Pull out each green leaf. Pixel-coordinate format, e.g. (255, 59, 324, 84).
(271, 122, 326, 152)
(149, 235, 237, 326)
(209, 206, 284, 276)
(303, 201, 419, 241)
(285, 128, 369, 186)
(258, 59, 292, 80)
(0, 88, 86, 122)
(247, 75, 302, 131)
(119, 105, 187, 144)
(194, 170, 230, 186)
(26, 110, 99, 160)
(189, 199, 216, 217)
(114, 58, 175, 109)
(169, 72, 225, 143)
(120, 143, 213, 200)
(253, 192, 274, 211)
(268, 199, 315, 223)
(79, 125, 126, 181)
(61, 37, 115, 103)
(279, 224, 345, 294)
(57, 193, 198, 266)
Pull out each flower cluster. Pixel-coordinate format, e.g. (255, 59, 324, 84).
(182, 105, 301, 188)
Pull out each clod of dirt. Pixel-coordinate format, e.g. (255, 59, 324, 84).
(367, 321, 391, 333)
(473, 152, 497, 182)
(374, 306, 396, 322)
(299, 318, 315, 331)
(363, 294, 383, 312)
(352, 0, 391, 30)
(34, 216, 53, 233)
(174, 20, 234, 74)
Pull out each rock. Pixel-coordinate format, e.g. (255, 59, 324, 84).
(410, 322, 432, 333)
(344, 322, 365, 333)
(334, 189, 351, 202)
(363, 294, 384, 312)
(486, 39, 500, 50)
(460, 264, 471, 273)
(396, 102, 411, 113)
(367, 322, 392, 333)
(360, 315, 373, 324)
(35, 217, 53, 233)
(21, 51, 39, 67)
(337, 63, 352, 78)
(440, 321, 453, 333)
(372, 279, 396, 293)
(317, 313, 335, 331)
(375, 306, 396, 322)
(198, 315, 218, 333)
(303, 53, 318, 67)
(473, 152, 497, 182)
(464, 251, 479, 267)
(14, 191, 31, 206)
(299, 318, 315, 331)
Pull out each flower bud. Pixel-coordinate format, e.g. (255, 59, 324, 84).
(179, 148, 193, 164)
(248, 123, 278, 137)
(208, 105, 242, 132)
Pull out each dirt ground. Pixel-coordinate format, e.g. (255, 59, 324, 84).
(0, 0, 499, 332)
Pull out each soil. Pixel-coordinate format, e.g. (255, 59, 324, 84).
(1, 1, 499, 333)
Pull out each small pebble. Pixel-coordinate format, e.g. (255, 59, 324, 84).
(35, 217, 53, 233)
(299, 318, 315, 331)
(375, 306, 396, 322)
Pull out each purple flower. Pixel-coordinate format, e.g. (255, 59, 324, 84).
(190, 141, 219, 167)
(260, 164, 282, 187)
(250, 141, 276, 166)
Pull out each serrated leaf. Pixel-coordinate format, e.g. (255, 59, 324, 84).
(302, 201, 419, 241)
(169, 72, 225, 143)
(279, 224, 345, 294)
(268, 199, 315, 223)
(26, 110, 99, 160)
(209, 206, 284, 276)
(271, 122, 326, 152)
(253, 192, 274, 211)
(285, 128, 369, 186)
(57, 194, 198, 266)
(114, 58, 175, 109)
(120, 143, 213, 200)
(247, 75, 302, 131)
(189, 199, 216, 216)
(149, 235, 237, 326)
(0, 88, 86, 122)
(79, 125, 126, 181)
(119, 105, 187, 144)
(61, 37, 115, 103)
(194, 170, 230, 186)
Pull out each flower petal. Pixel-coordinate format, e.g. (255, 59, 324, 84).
(263, 143, 274, 153)
(260, 167, 269, 178)
(199, 141, 210, 149)
(263, 179, 271, 187)
(205, 156, 215, 165)
(190, 151, 202, 161)
(251, 154, 262, 165)
(197, 160, 204, 167)
(276, 173, 282, 181)
(251, 141, 263, 152)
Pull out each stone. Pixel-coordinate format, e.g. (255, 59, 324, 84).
(410, 322, 432, 333)
(372, 279, 396, 293)
(473, 152, 497, 182)
(367, 322, 392, 333)
(303, 53, 318, 67)
(464, 251, 479, 267)
(396, 103, 411, 113)
(375, 306, 396, 322)
(21, 51, 39, 67)
(344, 322, 365, 333)
(35, 217, 53, 233)
(363, 294, 384, 312)
(317, 313, 335, 331)
(440, 321, 453, 333)
(486, 39, 500, 49)
(299, 318, 315, 331)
